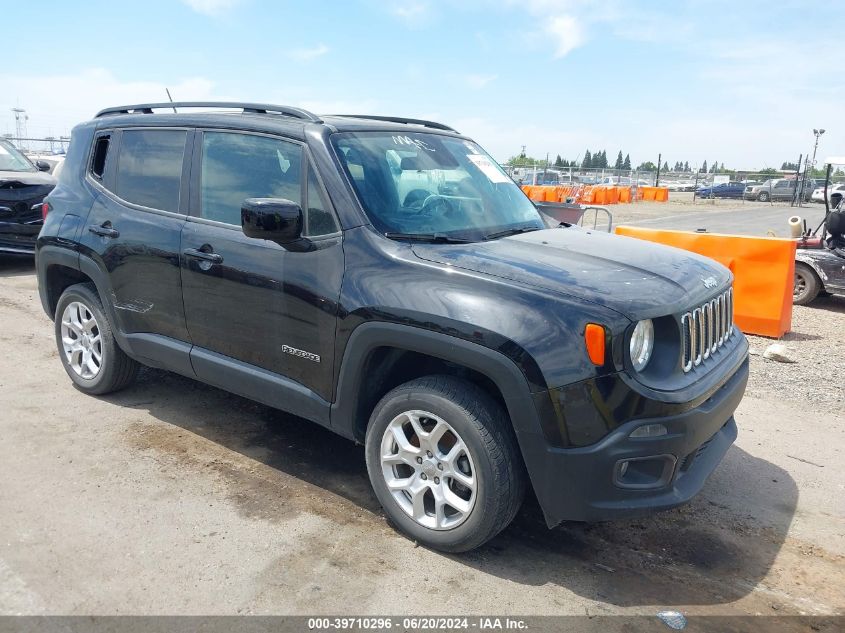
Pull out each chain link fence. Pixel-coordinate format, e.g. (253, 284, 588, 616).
(503, 164, 844, 207)
(2, 135, 71, 156)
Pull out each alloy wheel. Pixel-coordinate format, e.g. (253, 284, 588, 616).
(60, 301, 103, 379)
(380, 410, 477, 530)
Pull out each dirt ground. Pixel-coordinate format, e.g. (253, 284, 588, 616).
(0, 245, 843, 620)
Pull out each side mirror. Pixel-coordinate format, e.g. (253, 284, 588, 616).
(36, 160, 51, 172)
(241, 198, 303, 244)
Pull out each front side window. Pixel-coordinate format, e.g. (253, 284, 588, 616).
(115, 129, 186, 212)
(332, 132, 543, 240)
(200, 132, 302, 226)
(0, 139, 36, 173)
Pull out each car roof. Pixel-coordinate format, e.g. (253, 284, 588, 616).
(90, 102, 465, 140)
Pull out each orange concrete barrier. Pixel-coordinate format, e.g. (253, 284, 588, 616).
(614, 226, 796, 338)
(655, 187, 669, 202)
(618, 187, 631, 203)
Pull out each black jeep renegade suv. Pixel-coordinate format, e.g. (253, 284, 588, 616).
(36, 102, 748, 552)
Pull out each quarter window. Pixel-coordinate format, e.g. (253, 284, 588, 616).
(115, 129, 186, 212)
(305, 166, 338, 236)
(200, 132, 303, 226)
(91, 135, 110, 180)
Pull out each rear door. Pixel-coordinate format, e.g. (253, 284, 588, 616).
(772, 180, 792, 200)
(180, 130, 343, 403)
(80, 127, 192, 342)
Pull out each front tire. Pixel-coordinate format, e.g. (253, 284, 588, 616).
(365, 376, 525, 552)
(793, 262, 821, 305)
(55, 283, 139, 394)
(757, 191, 770, 202)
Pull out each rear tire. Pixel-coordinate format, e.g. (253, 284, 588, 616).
(793, 262, 821, 306)
(365, 375, 525, 552)
(55, 283, 139, 395)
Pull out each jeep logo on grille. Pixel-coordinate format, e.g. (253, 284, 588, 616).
(702, 276, 718, 289)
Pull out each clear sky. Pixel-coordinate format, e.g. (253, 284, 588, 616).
(2, 0, 841, 170)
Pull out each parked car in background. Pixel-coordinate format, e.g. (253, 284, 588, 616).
(666, 180, 697, 192)
(599, 176, 633, 186)
(811, 183, 845, 203)
(0, 138, 56, 254)
(23, 153, 65, 175)
(743, 178, 812, 202)
(696, 182, 746, 199)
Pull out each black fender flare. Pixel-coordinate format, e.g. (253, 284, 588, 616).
(330, 322, 544, 440)
(36, 245, 132, 353)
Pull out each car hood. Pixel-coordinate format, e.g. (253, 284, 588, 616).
(411, 227, 731, 319)
(0, 170, 55, 186)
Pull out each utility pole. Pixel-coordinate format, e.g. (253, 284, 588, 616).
(801, 128, 825, 208)
(791, 154, 802, 207)
(655, 153, 662, 187)
(11, 108, 28, 149)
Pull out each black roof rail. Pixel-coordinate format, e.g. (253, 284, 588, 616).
(330, 114, 457, 133)
(94, 102, 322, 123)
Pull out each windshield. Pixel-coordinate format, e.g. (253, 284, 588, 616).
(332, 132, 543, 241)
(0, 140, 36, 173)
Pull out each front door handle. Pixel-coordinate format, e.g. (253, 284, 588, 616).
(183, 247, 223, 265)
(88, 222, 120, 238)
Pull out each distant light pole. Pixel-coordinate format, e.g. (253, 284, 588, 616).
(800, 128, 825, 208)
(811, 128, 825, 169)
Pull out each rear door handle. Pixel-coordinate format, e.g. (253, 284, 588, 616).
(183, 248, 223, 264)
(88, 223, 120, 238)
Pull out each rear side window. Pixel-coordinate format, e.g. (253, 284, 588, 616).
(200, 132, 303, 226)
(115, 129, 186, 212)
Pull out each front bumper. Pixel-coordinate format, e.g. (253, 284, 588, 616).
(524, 354, 748, 526)
(0, 222, 39, 254)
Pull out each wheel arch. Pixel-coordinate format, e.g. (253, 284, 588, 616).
(795, 254, 828, 289)
(37, 246, 129, 349)
(330, 322, 543, 445)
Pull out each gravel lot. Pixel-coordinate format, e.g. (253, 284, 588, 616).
(745, 297, 845, 410)
(1, 213, 843, 624)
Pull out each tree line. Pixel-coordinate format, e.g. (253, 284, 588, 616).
(507, 151, 841, 176)
(510, 149, 729, 173)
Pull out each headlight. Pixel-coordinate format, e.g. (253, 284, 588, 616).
(629, 319, 654, 372)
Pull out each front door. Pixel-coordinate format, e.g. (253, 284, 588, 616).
(180, 130, 343, 403)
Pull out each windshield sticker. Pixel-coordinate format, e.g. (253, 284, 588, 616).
(392, 135, 435, 152)
(467, 154, 510, 184)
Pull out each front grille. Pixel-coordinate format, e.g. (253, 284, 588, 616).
(681, 288, 733, 372)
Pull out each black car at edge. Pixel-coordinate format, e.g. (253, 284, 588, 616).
(36, 102, 749, 552)
(0, 138, 56, 254)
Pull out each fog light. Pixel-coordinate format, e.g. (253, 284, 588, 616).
(614, 454, 677, 489)
(630, 423, 668, 438)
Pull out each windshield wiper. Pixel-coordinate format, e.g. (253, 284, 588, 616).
(482, 225, 542, 241)
(384, 232, 473, 244)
